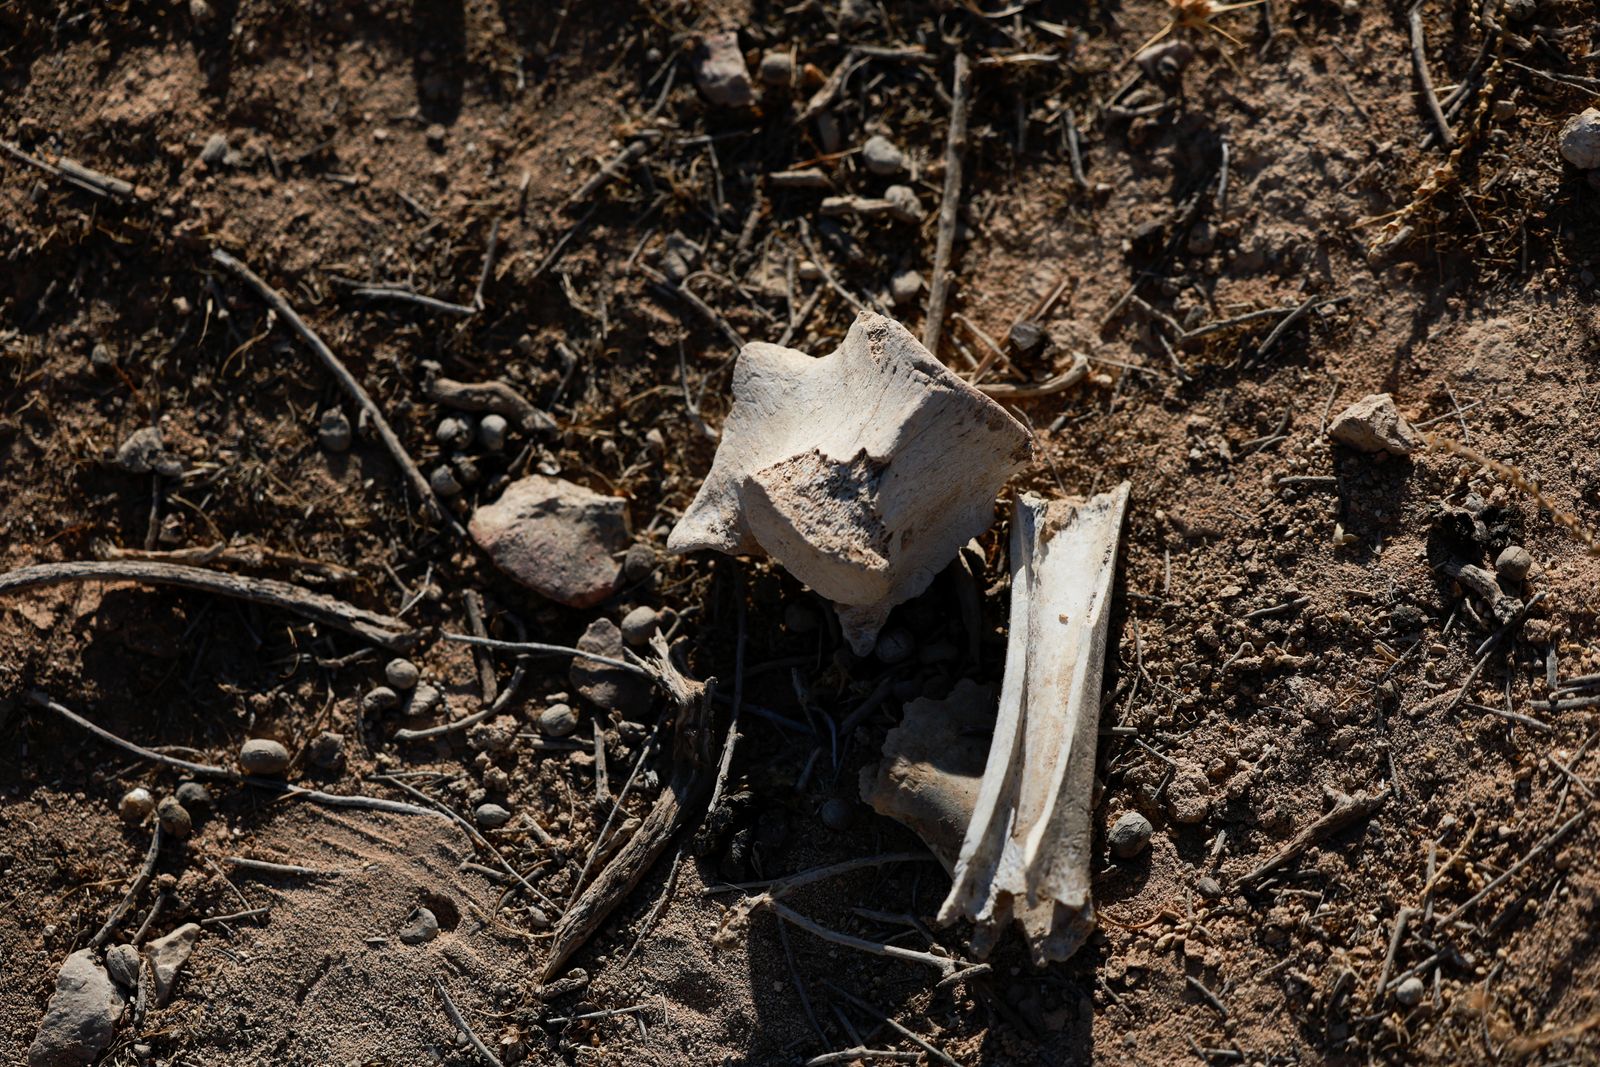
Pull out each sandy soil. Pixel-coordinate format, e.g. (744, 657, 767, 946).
(4, 0, 1600, 1064)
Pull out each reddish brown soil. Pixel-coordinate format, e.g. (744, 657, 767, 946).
(4, 0, 1600, 1065)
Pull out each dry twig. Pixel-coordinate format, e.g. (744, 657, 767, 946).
(0, 561, 415, 650)
(211, 249, 462, 535)
(922, 52, 974, 359)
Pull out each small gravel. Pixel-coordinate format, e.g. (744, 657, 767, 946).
(620, 605, 660, 648)
(1108, 811, 1153, 859)
(539, 703, 579, 737)
(477, 413, 508, 452)
(119, 788, 155, 824)
(861, 135, 905, 176)
(175, 782, 212, 811)
(398, 907, 439, 945)
(1495, 545, 1533, 581)
(385, 658, 420, 690)
(156, 796, 192, 839)
(238, 738, 291, 776)
(363, 686, 399, 713)
(474, 803, 512, 830)
(317, 408, 352, 452)
(1395, 976, 1426, 1007)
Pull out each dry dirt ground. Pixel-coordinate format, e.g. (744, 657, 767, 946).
(4, 0, 1600, 1064)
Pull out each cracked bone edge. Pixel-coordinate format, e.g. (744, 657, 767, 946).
(935, 483, 1130, 965)
(667, 311, 1032, 654)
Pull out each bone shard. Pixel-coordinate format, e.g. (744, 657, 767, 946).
(913, 483, 1129, 964)
(668, 311, 1032, 654)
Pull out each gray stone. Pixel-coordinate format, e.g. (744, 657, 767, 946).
(199, 133, 228, 166)
(471, 475, 630, 608)
(758, 51, 793, 87)
(174, 782, 211, 812)
(115, 427, 182, 477)
(238, 738, 291, 776)
(317, 409, 351, 452)
(1107, 812, 1153, 859)
(570, 619, 652, 718)
(620, 605, 660, 648)
(27, 949, 125, 1067)
(144, 924, 199, 1006)
(363, 686, 399, 713)
(1560, 108, 1600, 169)
(694, 31, 754, 108)
(103, 945, 140, 991)
(405, 684, 444, 718)
(820, 798, 853, 830)
(477, 413, 508, 452)
(118, 788, 154, 824)
(436, 416, 473, 449)
(1496, 545, 1533, 581)
(539, 703, 579, 738)
(1327, 393, 1422, 456)
(305, 731, 346, 770)
(474, 803, 512, 830)
(1395, 976, 1426, 1007)
(429, 465, 462, 498)
(888, 269, 923, 307)
(384, 658, 420, 690)
(861, 135, 904, 176)
(622, 543, 655, 583)
(155, 796, 191, 839)
(884, 184, 924, 223)
(398, 907, 439, 945)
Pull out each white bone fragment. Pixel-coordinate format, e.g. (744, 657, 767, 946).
(930, 483, 1130, 964)
(668, 311, 1032, 654)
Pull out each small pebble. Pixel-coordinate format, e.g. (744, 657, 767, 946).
(238, 738, 291, 776)
(622, 543, 655, 583)
(398, 907, 440, 945)
(436, 416, 473, 449)
(889, 269, 923, 307)
(883, 184, 924, 222)
(363, 686, 399, 713)
(199, 133, 228, 166)
(119, 787, 155, 824)
(1195, 876, 1223, 899)
(1395, 976, 1426, 1007)
(758, 51, 794, 87)
(1107, 811, 1153, 859)
(475, 803, 512, 830)
(1560, 108, 1600, 170)
(407, 684, 444, 718)
(156, 796, 192, 839)
(385, 658, 420, 690)
(105, 944, 141, 990)
(306, 731, 346, 770)
(175, 782, 212, 811)
(540, 703, 579, 738)
(819, 798, 853, 831)
(425, 123, 447, 150)
(1495, 545, 1533, 581)
(874, 628, 915, 665)
(317, 409, 352, 452)
(477, 413, 508, 452)
(429, 465, 462, 498)
(91, 342, 117, 369)
(797, 259, 823, 282)
(620, 605, 660, 648)
(1008, 321, 1050, 361)
(861, 135, 905, 176)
